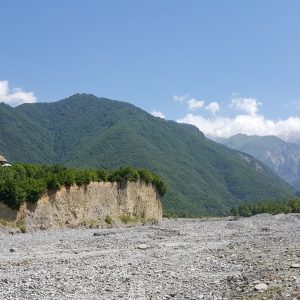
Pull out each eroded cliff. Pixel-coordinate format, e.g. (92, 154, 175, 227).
(1, 180, 162, 230)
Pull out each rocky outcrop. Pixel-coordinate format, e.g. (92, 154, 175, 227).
(1, 180, 162, 230)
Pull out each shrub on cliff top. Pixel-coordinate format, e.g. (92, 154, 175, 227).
(0, 163, 166, 209)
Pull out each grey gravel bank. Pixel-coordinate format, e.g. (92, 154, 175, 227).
(0, 214, 299, 300)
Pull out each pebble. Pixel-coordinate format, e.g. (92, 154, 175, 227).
(254, 283, 268, 291)
(136, 244, 149, 250)
(0, 213, 299, 299)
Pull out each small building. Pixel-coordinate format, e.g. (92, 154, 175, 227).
(0, 155, 11, 167)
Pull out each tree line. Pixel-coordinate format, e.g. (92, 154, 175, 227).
(0, 164, 166, 209)
(231, 199, 300, 217)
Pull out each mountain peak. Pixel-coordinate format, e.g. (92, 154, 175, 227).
(0, 95, 295, 215)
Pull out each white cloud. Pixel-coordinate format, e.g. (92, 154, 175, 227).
(173, 93, 205, 111)
(178, 113, 300, 142)
(205, 102, 220, 114)
(230, 97, 261, 116)
(187, 98, 204, 111)
(0, 80, 37, 106)
(173, 93, 189, 103)
(151, 110, 166, 119)
(178, 96, 300, 142)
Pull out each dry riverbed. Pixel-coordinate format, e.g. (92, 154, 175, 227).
(0, 214, 299, 299)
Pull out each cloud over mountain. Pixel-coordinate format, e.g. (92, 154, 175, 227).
(151, 110, 166, 119)
(0, 80, 37, 107)
(178, 97, 300, 142)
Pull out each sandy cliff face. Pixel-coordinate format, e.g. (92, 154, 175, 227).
(1, 180, 162, 230)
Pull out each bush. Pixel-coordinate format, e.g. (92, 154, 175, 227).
(138, 169, 166, 196)
(22, 179, 47, 203)
(231, 199, 300, 217)
(0, 163, 166, 209)
(0, 180, 26, 209)
(120, 214, 134, 224)
(104, 215, 113, 225)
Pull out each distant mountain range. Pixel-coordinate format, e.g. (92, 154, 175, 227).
(0, 94, 295, 216)
(221, 134, 300, 190)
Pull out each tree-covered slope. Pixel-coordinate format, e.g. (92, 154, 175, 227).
(0, 94, 296, 215)
(222, 134, 300, 190)
(0, 103, 55, 163)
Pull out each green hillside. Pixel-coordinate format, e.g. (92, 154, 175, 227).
(0, 103, 55, 163)
(221, 134, 285, 158)
(0, 94, 296, 216)
(222, 134, 300, 190)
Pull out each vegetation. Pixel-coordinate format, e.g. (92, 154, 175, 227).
(104, 215, 113, 225)
(0, 164, 166, 209)
(222, 133, 300, 190)
(0, 94, 296, 215)
(119, 214, 136, 224)
(0, 218, 27, 233)
(17, 221, 27, 233)
(231, 199, 300, 217)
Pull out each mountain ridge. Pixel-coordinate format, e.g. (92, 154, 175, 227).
(221, 134, 300, 190)
(0, 94, 296, 215)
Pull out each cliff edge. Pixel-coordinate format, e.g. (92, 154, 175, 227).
(0, 180, 162, 230)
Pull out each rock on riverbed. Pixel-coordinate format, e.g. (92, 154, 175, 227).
(0, 213, 299, 299)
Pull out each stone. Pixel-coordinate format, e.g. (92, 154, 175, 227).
(137, 244, 149, 250)
(93, 232, 102, 236)
(254, 283, 268, 291)
(0, 214, 300, 299)
(290, 264, 300, 269)
(291, 291, 300, 299)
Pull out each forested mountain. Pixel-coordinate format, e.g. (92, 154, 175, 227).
(0, 94, 295, 215)
(222, 134, 300, 190)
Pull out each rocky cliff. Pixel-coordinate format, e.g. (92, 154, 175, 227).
(0, 180, 162, 230)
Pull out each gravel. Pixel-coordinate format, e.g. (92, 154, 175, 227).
(0, 213, 299, 299)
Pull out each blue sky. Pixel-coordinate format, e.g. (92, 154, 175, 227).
(1, 0, 300, 139)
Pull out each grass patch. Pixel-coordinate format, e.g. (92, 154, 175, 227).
(83, 218, 102, 228)
(119, 214, 137, 224)
(119, 215, 159, 225)
(0, 218, 16, 227)
(105, 215, 113, 225)
(237, 286, 285, 300)
(16, 220, 27, 233)
(0, 218, 27, 233)
(19, 259, 32, 266)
